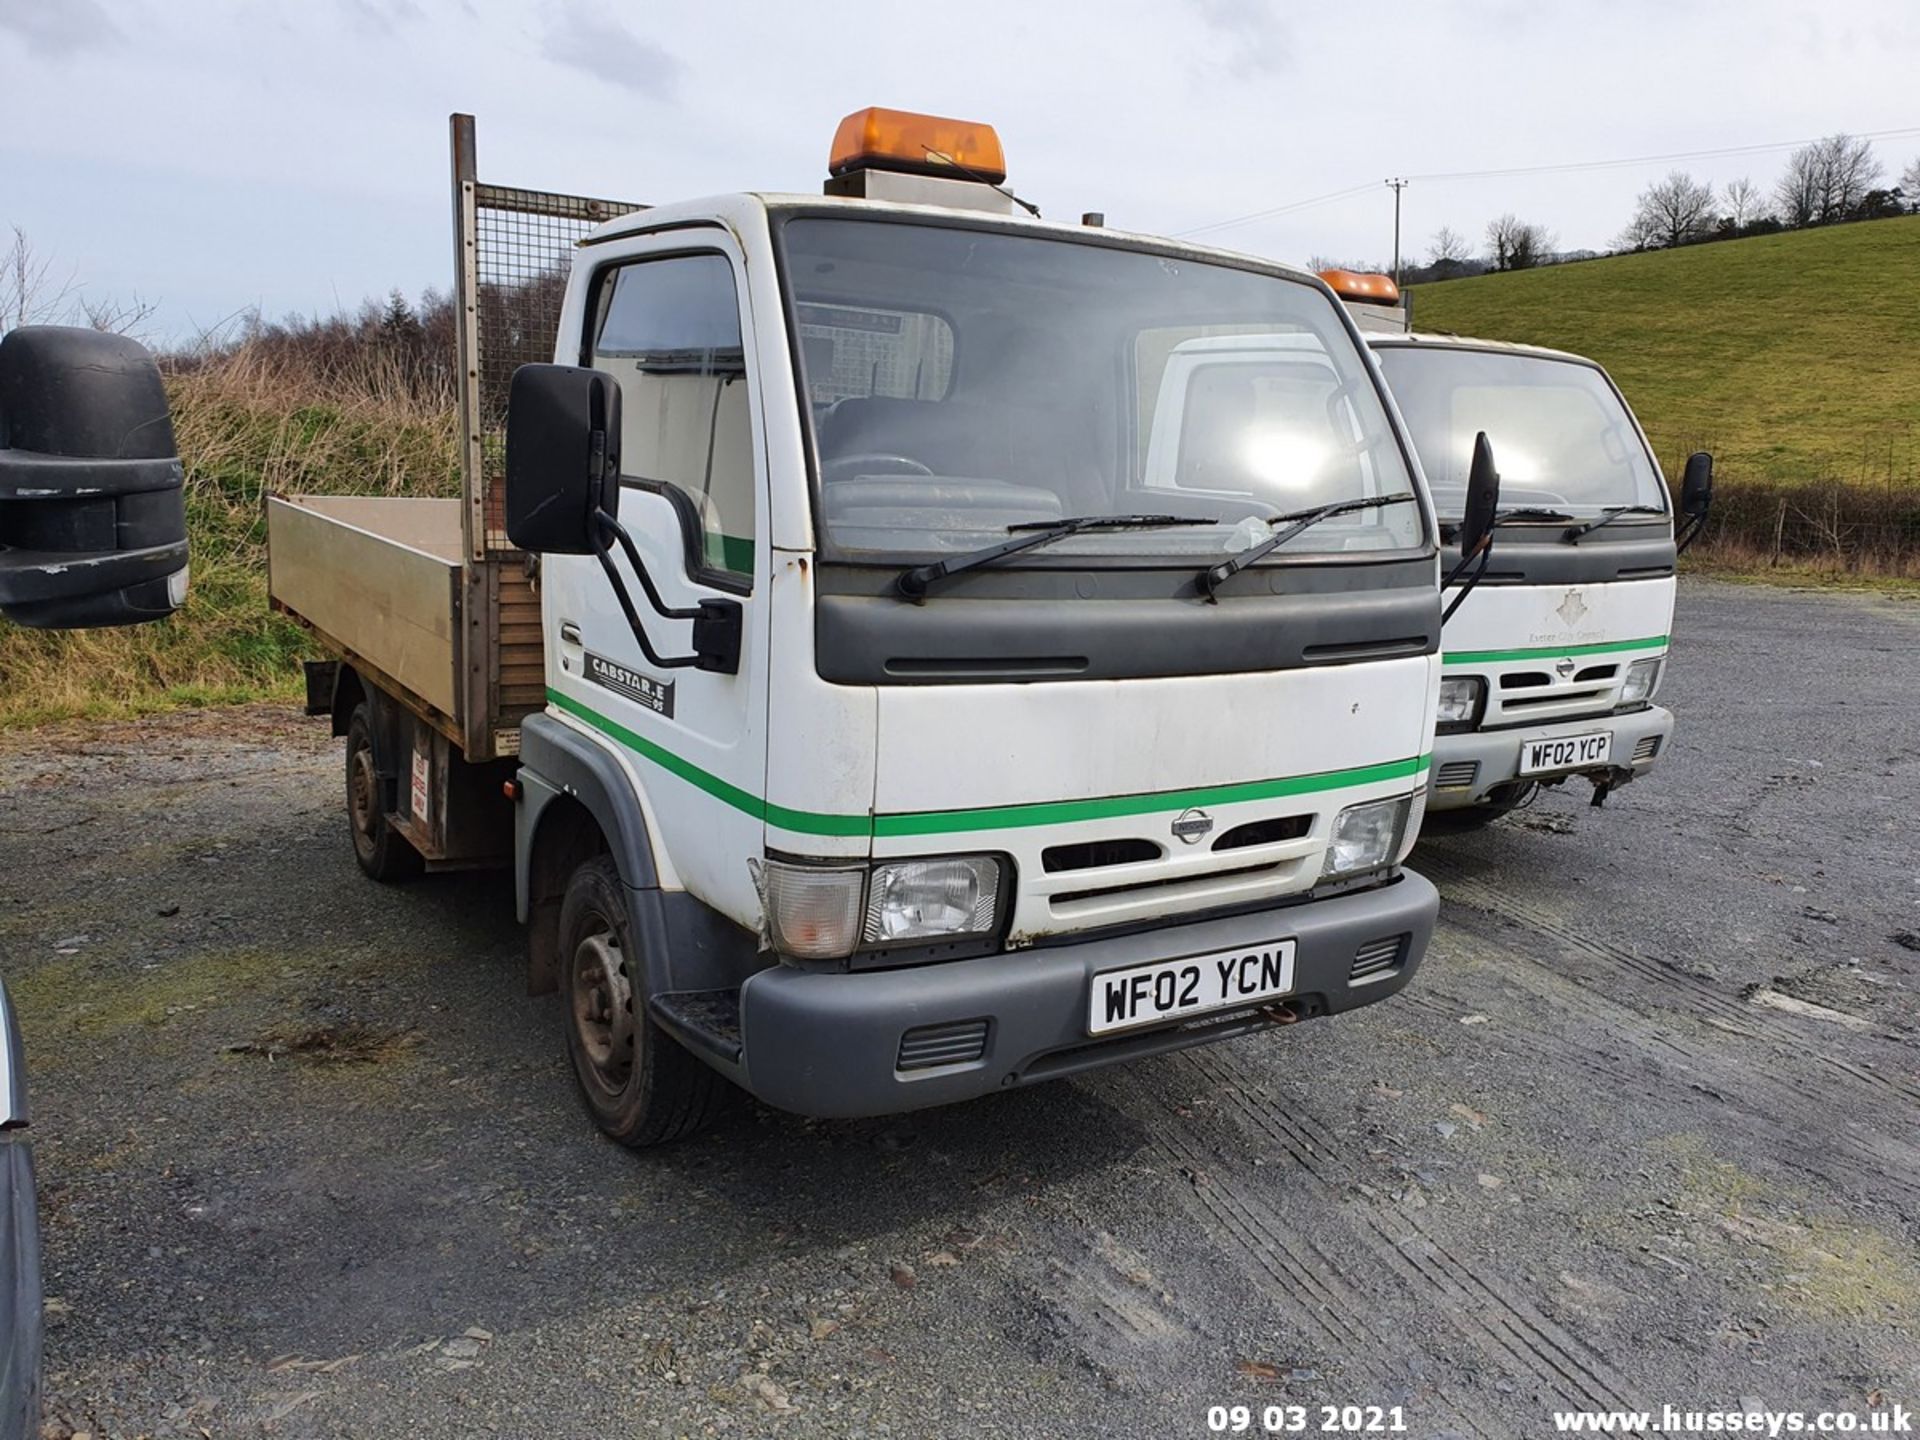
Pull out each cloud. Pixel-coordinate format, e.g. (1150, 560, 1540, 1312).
(0, 0, 121, 58)
(541, 2, 684, 99)
(341, 0, 426, 34)
(1185, 0, 1291, 79)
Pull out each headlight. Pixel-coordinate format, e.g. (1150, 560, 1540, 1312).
(755, 860, 866, 960)
(1322, 794, 1412, 881)
(865, 856, 1001, 945)
(1436, 676, 1484, 729)
(1620, 656, 1663, 705)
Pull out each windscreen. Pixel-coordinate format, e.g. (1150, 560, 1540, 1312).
(780, 217, 1423, 562)
(1373, 345, 1666, 520)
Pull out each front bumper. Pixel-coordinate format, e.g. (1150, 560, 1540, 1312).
(1427, 705, 1674, 811)
(734, 870, 1438, 1118)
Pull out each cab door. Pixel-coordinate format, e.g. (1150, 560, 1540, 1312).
(542, 230, 770, 930)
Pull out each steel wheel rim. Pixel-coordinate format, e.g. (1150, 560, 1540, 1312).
(348, 742, 379, 853)
(570, 928, 635, 1096)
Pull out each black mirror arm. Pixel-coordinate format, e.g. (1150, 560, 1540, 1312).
(1440, 538, 1492, 626)
(589, 512, 743, 675)
(596, 510, 703, 621)
(1675, 512, 1708, 556)
(592, 547, 702, 670)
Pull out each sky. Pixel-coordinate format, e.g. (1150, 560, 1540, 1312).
(3, 0, 1917, 343)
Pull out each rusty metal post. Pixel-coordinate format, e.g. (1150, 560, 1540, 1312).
(449, 114, 493, 758)
(450, 113, 484, 568)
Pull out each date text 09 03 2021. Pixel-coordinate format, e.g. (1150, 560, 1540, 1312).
(1207, 1404, 1408, 1434)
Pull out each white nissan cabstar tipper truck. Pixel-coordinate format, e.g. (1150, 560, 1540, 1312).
(1366, 326, 1712, 827)
(267, 109, 1481, 1146)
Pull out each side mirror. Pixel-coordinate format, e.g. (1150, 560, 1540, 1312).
(1680, 451, 1714, 519)
(504, 363, 621, 555)
(0, 327, 188, 628)
(1457, 431, 1501, 558)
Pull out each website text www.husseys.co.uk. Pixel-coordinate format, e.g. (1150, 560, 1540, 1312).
(1553, 1405, 1911, 1435)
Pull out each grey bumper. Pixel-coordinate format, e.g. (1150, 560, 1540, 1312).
(0, 1136, 40, 1440)
(735, 870, 1438, 1119)
(1428, 705, 1674, 811)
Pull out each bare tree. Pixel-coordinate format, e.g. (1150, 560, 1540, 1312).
(1723, 176, 1768, 229)
(1427, 226, 1470, 266)
(1, 226, 157, 340)
(1775, 134, 1883, 225)
(1307, 254, 1390, 276)
(1902, 157, 1920, 212)
(1621, 171, 1717, 249)
(1485, 213, 1554, 271)
(78, 292, 160, 340)
(2, 226, 78, 335)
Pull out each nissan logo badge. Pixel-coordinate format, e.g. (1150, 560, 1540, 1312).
(1172, 807, 1214, 845)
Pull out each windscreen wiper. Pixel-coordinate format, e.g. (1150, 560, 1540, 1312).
(1198, 493, 1417, 602)
(895, 513, 1212, 599)
(1564, 505, 1667, 542)
(1496, 506, 1578, 524)
(1442, 507, 1576, 544)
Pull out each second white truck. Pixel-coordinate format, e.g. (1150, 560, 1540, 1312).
(1367, 327, 1711, 825)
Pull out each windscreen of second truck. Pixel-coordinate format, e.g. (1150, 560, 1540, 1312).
(779, 216, 1423, 562)
(1373, 346, 1667, 520)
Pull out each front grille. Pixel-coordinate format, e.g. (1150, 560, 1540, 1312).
(897, 1018, 990, 1071)
(1212, 813, 1312, 852)
(1435, 760, 1480, 790)
(1631, 734, 1663, 762)
(1502, 688, 1610, 711)
(1049, 858, 1293, 909)
(1042, 838, 1160, 873)
(1349, 934, 1409, 985)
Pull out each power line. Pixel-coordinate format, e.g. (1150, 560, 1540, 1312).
(1179, 124, 1920, 238)
(1407, 124, 1920, 184)
(1175, 182, 1380, 238)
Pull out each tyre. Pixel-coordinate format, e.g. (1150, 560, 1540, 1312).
(557, 855, 729, 1147)
(1418, 782, 1534, 836)
(345, 702, 422, 882)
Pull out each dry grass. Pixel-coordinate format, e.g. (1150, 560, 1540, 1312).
(1686, 475, 1920, 580)
(0, 342, 459, 727)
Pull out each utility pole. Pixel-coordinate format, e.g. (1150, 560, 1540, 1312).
(1385, 178, 1408, 286)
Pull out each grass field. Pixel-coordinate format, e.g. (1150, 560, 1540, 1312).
(1409, 215, 1920, 486)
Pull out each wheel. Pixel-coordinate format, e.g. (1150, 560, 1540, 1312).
(1418, 806, 1507, 835)
(1418, 782, 1535, 836)
(345, 702, 422, 882)
(557, 855, 729, 1147)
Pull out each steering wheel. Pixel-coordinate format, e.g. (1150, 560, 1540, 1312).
(821, 452, 934, 483)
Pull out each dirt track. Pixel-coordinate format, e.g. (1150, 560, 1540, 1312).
(3, 577, 1917, 1439)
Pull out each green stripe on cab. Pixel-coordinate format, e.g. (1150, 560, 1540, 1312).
(1443, 634, 1668, 667)
(547, 688, 1430, 841)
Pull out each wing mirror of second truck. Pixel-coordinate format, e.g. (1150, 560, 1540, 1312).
(0, 327, 189, 629)
(1440, 431, 1501, 624)
(504, 363, 741, 674)
(1676, 451, 1713, 554)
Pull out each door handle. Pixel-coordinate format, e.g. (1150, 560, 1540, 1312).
(559, 621, 582, 646)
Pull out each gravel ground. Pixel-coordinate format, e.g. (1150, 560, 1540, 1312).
(2, 577, 1917, 1440)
